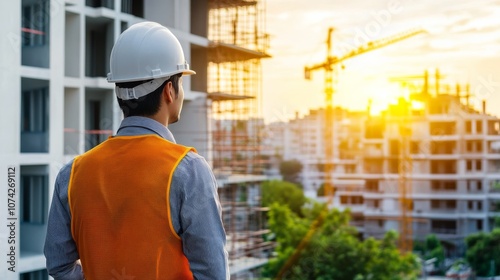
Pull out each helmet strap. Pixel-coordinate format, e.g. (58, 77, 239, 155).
(115, 76, 170, 100)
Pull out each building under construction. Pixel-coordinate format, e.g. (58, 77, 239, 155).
(208, 0, 270, 175)
(207, 0, 274, 278)
(357, 71, 500, 256)
(0, 0, 274, 278)
(270, 70, 500, 256)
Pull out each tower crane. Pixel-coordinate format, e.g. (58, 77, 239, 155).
(277, 26, 426, 278)
(304, 27, 425, 252)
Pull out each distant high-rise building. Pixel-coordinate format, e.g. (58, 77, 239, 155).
(266, 86, 500, 256)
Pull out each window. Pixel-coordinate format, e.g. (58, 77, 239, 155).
(22, 87, 49, 133)
(465, 121, 472, 134)
(476, 141, 483, 152)
(477, 120, 483, 133)
(466, 141, 473, 152)
(431, 220, 456, 233)
(389, 140, 400, 155)
(476, 160, 482, 171)
(21, 86, 49, 153)
(20, 269, 48, 280)
(466, 160, 472, 171)
(86, 0, 114, 8)
(121, 21, 128, 33)
(366, 180, 378, 192)
(340, 196, 348, 204)
(345, 164, 355, 174)
(351, 196, 363, 205)
(444, 181, 457, 191)
(22, 0, 49, 47)
(432, 181, 457, 191)
(389, 159, 399, 174)
(21, 175, 48, 224)
(431, 200, 440, 208)
(477, 220, 483, 231)
(122, 0, 144, 17)
(410, 141, 420, 154)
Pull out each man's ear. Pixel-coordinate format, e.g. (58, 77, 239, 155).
(163, 82, 174, 104)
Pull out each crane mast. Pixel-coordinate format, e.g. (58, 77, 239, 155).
(278, 25, 425, 279)
(304, 27, 425, 252)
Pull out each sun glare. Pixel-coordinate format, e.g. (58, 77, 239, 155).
(360, 79, 404, 116)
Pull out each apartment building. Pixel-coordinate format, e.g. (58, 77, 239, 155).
(273, 108, 365, 198)
(267, 87, 500, 255)
(360, 93, 500, 254)
(0, 0, 271, 279)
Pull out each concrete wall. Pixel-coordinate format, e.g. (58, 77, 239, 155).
(0, 0, 208, 278)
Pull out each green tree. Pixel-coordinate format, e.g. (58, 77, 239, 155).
(317, 183, 325, 197)
(261, 180, 306, 216)
(495, 216, 500, 228)
(264, 202, 421, 279)
(466, 228, 500, 276)
(358, 231, 420, 280)
(279, 159, 303, 184)
(424, 234, 445, 273)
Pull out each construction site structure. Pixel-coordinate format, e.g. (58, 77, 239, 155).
(267, 69, 500, 258)
(271, 27, 427, 275)
(207, 1, 275, 278)
(0, 0, 275, 278)
(208, 0, 271, 175)
(304, 26, 425, 253)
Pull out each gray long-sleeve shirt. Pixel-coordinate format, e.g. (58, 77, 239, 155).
(44, 116, 229, 280)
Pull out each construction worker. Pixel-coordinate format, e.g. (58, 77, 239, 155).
(44, 21, 229, 279)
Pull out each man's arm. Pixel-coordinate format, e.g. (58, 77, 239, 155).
(171, 153, 229, 280)
(44, 162, 85, 280)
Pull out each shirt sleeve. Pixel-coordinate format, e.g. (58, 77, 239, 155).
(44, 161, 85, 280)
(170, 152, 230, 280)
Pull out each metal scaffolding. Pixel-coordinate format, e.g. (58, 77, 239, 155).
(207, 1, 274, 278)
(208, 0, 270, 175)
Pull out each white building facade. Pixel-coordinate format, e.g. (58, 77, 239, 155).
(0, 1, 213, 279)
(266, 94, 500, 255)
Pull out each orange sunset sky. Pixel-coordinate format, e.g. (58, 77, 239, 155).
(261, 0, 500, 123)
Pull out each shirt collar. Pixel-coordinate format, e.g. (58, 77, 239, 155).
(116, 116, 176, 143)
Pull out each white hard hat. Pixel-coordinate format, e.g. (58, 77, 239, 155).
(107, 21, 195, 99)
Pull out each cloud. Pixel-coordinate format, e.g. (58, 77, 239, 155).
(262, 0, 500, 121)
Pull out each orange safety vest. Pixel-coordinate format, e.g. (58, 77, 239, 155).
(68, 135, 195, 280)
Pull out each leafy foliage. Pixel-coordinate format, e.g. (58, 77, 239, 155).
(279, 160, 303, 184)
(261, 180, 306, 217)
(262, 180, 421, 279)
(465, 228, 500, 276)
(414, 235, 458, 275)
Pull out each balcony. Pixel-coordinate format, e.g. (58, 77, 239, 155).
(363, 148, 383, 158)
(337, 204, 365, 213)
(364, 226, 386, 239)
(431, 228, 458, 235)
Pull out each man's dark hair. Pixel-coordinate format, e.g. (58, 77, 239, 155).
(116, 73, 182, 117)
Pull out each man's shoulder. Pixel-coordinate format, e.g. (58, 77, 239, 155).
(175, 151, 214, 177)
(57, 159, 75, 179)
(181, 151, 209, 167)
